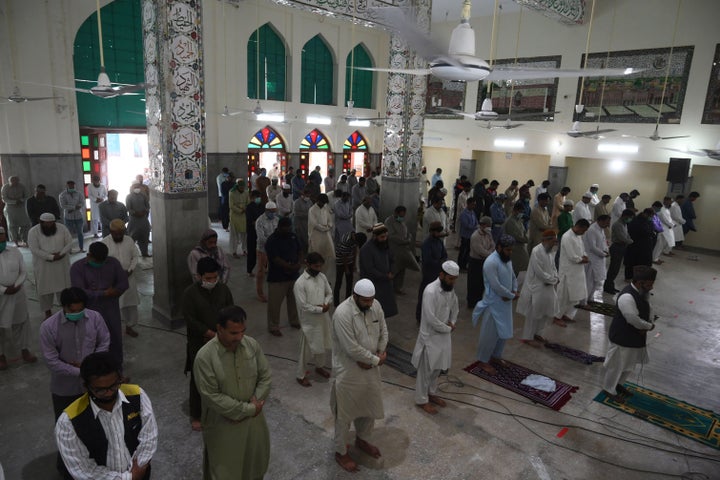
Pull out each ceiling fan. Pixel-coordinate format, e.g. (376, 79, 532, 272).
(567, 121, 614, 139)
(362, 1, 642, 83)
(623, 124, 690, 141)
(661, 141, 720, 161)
(0, 87, 61, 105)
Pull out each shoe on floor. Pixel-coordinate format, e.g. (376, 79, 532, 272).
(21, 349, 37, 364)
(269, 329, 283, 337)
(0, 355, 8, 370)
(417, 402, 438, 415)
(296, 377, 312, 387)
(125, 326, 139, 338)
(428, 395, 446, 407)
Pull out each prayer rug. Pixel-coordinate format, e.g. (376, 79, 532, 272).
(594, 384, 720, 450)
(544, 342, 605, 365)
(574, 301, 617, 317)
(384, 343, 417, 377)
(464, 360, 578, 411)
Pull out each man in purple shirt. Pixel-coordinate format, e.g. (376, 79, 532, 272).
(39, 286, 110, 476)
(70, 242, 128, 367)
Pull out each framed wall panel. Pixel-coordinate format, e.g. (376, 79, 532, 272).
(702, 44, 720, 125)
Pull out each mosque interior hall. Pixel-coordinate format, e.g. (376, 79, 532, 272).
(1, 0, 720, 478)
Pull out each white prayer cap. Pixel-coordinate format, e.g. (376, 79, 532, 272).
(282, 184, 291, 190)
(353, 279, 375, 297)
(591, 183, 600, 188)
(442, 260, 460, 277)
(563, 199, 574, 207)
(265, 201, 277, 209)
(39, 212, 56, 222)
(582, 192, 592, 199)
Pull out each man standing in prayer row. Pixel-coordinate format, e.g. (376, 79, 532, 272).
(276, 184, 294, 218)
(39, 287, 110, 477)
(229, 179, 249, 258)
(88, 176, 107, 238)
(354, 196, 377, 248)
(98, 190, 128, 237)
(412, 261, 459, 415)
(194, 305, 271, 479)
(457, 197, 478, 271)
(359, 223, 398, 318)
(59, 180, 86, 252)
(656, 197, 676, 257)
(602, 266, 657, 403)
(70, 242, 128, 368)
(265, 217, 303, 336)
(554, 219, 590, 327)
(308, 194, 335, 276)
(572, 193, 593, 224)
(669, 195, 685, 247)
(416, 221, 448, 321)
(294, 252, 333, 387)
(103, 220, 141, 338)
(2, 176, 32, 247)
(28, 213, 73, 318)
(517, 230, 558, 347)
(331, 279, 388, 473)
(293, 190, 312, 254)
(551, 186, 570, 230)
(471, 235, 518, 376)
(611, 192, 630, 225)
(126, 184, 151, 257)
(26, 184, 61, 226)
(255, 201, 279, 302)
(585, 183, 600, 217)
(182, 257, 234, 431)
(528, 193, 553, 253)
(624, 208, 654, 281)
(385, 205, 419, 295)
(334, 191, 354, 242)
(334, 232, 357, 306)
(503, 202, 529, 276)
(246, 190, 264, 278)
(187, 229, 231, 284)
(604, 209, 635, 294)
(467, 217, 494, 309)
(583, 215, 611, 304)
(0, 227, 38, 370)
(423, 196, 448, 244)
(55, 352, 157, 480)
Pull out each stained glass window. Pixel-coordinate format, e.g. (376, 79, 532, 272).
(345, 44, 373, 109)
(301, 35, 334, 105)
(299, 129, 330, 150)
(343, 131, 367, 151)
(248, 126, 285, 149)
(247, 23, 287, 101)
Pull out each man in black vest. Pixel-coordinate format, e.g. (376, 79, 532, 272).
(602, 265, 657, 403)
(55, 352, 157, 480)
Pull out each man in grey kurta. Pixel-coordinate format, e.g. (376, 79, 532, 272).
(2, 176, 32, 246)
(126, 186, 151, 257)
(194, 305, 271, 480)
(58, 180, 86, 252)
(331, 279, 388, 472)
(384, 206, 419, 294)
(502, 202, 530, 275)
(98, 190, 129, 237)
(359, 223, 398, 318)
(292, 190, 313, 254)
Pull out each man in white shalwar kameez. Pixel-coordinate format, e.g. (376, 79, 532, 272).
(412, 261, 459, 415)
(331, 279, 388, 472)
(471, 236, 518, 376)
(517, 231, 558, 347)
(657, 197, 676, 256)
(294, 253, 333, 387)
(423, 197, 448, 245)
(307, 194, 335, 277)
(554, 219, 590, 326)
(0, 227, 37, 369)
(572, 193, 593, 224)
(582, 216, 610, 304)
(602, 266, 657, 403)
(103, 219, 141, 338)
(28, 213, 73, 318)
(87, 176, 107, 237)
(669, 195, 685, 246)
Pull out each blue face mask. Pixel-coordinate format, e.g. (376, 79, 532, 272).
(265, 212, 275, 219)
(88, 260, 104, 268)
(254, 197, 261, 204)
(0, 241, 6, 252)
(396, 216, 404, 222)
(65, 310, 85, 322)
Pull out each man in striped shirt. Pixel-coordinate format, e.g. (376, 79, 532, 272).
(334, 231, 357, 306)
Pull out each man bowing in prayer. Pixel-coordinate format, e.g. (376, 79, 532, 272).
(471, 235, 518, 376)
(331, 279, 388, 472)
(412, 261, 459, 415)
(602, 266, 657, 403)
(28, 213, 73, 318)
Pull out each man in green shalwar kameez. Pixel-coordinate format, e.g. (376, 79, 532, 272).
(194, 305, 272, 480)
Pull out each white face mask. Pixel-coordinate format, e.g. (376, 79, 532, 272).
(484, 227, 492, 234)
(201, 280, 218, 290)
(133, 188, 141, 194)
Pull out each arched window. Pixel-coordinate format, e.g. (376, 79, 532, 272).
(301, 35, 334, 105)
(343, 130, 368, 151)
(248, 126, 285, 149)
(247, 23, 286, 101)
(342, 130, 368, 175)
(299, 129, 330, 150)
(345, 44, 373, 109)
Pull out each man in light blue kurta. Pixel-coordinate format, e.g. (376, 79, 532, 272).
(472, 235, 519, 375)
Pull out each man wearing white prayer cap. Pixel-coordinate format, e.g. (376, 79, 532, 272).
(253, 201, 279, 302)
(585, 183, 601, 217)
(411, 260, 459, 415)
(330, 278, 388, 472)
(27, 210, 74, 317)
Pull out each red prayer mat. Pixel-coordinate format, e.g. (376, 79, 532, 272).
(464, 360, 579, 411)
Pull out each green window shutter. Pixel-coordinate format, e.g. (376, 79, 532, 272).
(345, 44, 373, 109)
(301, 35, 334, 105)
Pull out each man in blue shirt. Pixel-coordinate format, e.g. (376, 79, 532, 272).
(265, 217, 303, 336)
(458, 197, 478, 271)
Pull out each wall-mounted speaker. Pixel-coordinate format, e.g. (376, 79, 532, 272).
(666, 158, 690, 183)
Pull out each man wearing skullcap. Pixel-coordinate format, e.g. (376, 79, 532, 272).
(331, 279, 388, 472)
(554, 219, 590, 327)
(582, 215, 611, 305)
(412, 260, 459, 414)
(573, 192, 593, 224)
(602, 266, 658, 403)
(254, 201, 279, 301)
(585, 183, 601, 217)
(276, 183, 294, 218)
(471, 234, 518, 375)
(517, 230, 559, 347)
(102, 219, 141, 337)
(28, 213, 73, 318)
(228, 178, 250, 258)
(359, 223, 398, 318)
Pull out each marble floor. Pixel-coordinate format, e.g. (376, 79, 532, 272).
(1, 226, 719, 480)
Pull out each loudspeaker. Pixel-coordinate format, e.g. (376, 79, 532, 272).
(666, 158, 690, 183)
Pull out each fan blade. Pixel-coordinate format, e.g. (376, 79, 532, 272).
(115, 83, 146, 95)
(369, 7, 447, 63)
(657, 135, 691, 140)
(486, 67, 643, 81)
(24, 96, 63, 101)
(354, 66, 432, 76)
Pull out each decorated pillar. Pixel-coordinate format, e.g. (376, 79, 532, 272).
(143, 0, 208, 327)
(379, 0, 431, 233)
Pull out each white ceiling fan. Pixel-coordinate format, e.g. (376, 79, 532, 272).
(0, 86, 61, 105)
(624, 124, 690, 142)
(661, 141, 720, 161)
(567, 121, 614, 139)
(362, 1, 642, 83)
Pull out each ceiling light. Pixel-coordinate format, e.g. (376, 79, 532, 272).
(597, 143, 638, 154)
(494, 139, 525, 149)
(256, 113, 284, 122)
(307, 115, 331, 125)
(609, 159, 626, 172)
(348, 120, 370, 127)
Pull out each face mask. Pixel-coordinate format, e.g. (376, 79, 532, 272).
(484, 227, 492, 234)
(307, 269, 321, 277)
(65, 310, 85, 322)
(67, 188, 76, 193)
(265, 212, 275, 219)
(133, 188, 142, 194)
(516, 214, 524, 219)
(0, 241, 6, 252)
(395, 216, 404, 222)
(90, 391, 119, 405)
(254, 198, 261, 204)
(201, 280, 218, 290)
(88, 260, 104, 268)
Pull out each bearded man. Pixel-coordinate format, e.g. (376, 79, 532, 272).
(102, 220, 141, 338)
(359, 223, 397, 318)
(28, 213, 73, 318)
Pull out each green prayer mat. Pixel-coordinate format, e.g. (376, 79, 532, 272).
(594, 383, 720, 449)
(575, 300, 617, 317)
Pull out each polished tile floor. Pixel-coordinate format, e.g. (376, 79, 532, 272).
(1, 227, 719, 479)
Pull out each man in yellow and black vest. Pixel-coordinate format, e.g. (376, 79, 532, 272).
(55, 352, 157, 480)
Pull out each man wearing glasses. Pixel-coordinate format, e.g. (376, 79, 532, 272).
(55, 352, 157, 480)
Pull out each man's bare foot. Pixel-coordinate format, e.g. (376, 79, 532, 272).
(476, 361, 497, 376)
(335, 452, 358, 472)
(355, 437, 382, 458)
(417, 402, 438, 415)
(553, 317, 567, 327)
(191, 419, 202, 431)
(428, 395, 446, 407)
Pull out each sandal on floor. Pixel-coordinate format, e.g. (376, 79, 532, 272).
(355, 438, 382, 458)
(335, 452, 358, 472)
